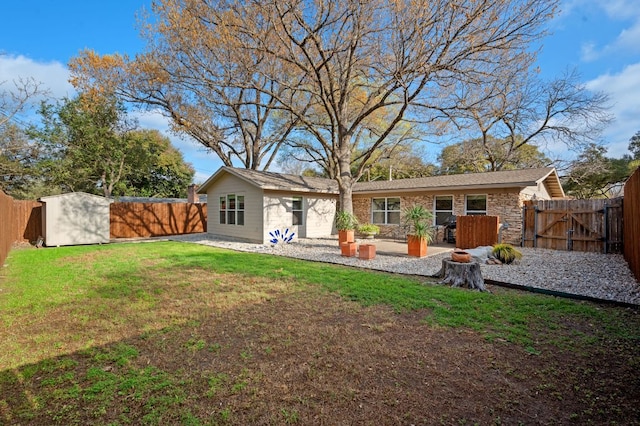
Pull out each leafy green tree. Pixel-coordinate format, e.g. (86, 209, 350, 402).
(438, 136, 551, 174)
(29, 94, 194, 198)
(629, 131, 640, 160)
(0, 123, 40, 197)
(563, 143, 634, 199)
(120, 129, 195, 198)
(29, 94, 134, 197)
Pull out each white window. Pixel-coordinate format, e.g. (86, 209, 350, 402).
(465, 194, 487, 215)
(219, 194, 245, 225)
(292, 196, 303, 225)
(434, 195, 454, 225)
(371, 197, 401, 224)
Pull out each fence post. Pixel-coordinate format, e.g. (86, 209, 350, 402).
(533, 204, 538, 248)
(521, 205, 526, 247)
(604, 202, 609, 254)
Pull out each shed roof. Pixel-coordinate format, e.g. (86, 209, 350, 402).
(198, 166, 565, 198)
(38, 192, 113, 204)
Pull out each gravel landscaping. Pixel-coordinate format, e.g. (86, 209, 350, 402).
(170, 234, 640, 305)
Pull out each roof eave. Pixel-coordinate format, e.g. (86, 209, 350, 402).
(536, 169, 565, 198)
(198, 166, 265, 193)
(353, 182, 538, 195)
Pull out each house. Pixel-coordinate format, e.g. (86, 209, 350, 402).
(197, 166, 565, 245)
(39, 192, 113, 247)
(197, 167, 339, 244)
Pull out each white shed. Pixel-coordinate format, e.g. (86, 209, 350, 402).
(39, 192, 112, 247)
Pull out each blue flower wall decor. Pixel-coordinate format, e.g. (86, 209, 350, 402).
(269, 228, 295, 245)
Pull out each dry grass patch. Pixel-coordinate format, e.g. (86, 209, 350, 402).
(0, 242, 638, 425)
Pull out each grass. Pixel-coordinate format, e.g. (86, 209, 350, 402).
(0, 241, 638, 425)
(0, 242, 634, 361)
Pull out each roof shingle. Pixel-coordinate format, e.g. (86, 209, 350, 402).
(199, 166, 563, 198)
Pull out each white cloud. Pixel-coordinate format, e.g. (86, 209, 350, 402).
(0, 54, 220, 182)
(568, 0, 640, 60)
(580, 42, 598, 62)
(0, 54, 74, 99)
(559, 0, 640, 22)
(600, 0, 640, 20)
(586, 62, 640, 156)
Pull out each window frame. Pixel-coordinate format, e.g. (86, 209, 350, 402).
(219, 193, 245, 226)
(371, 197, 401, 225)
(434, 195, 454, 226)
(465, 194, 487, 216)
(292, 196, 303, 226)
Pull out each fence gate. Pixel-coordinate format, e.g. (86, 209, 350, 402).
(522, 198, 623, 254)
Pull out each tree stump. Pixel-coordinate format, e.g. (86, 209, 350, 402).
(436, 259, 486, 291)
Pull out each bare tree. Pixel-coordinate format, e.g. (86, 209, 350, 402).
(70, 0, 301, 170)
(0, 77, 47, 128)
(258, 0, 555, 210)
(72, 0, 556, 213)
(450, 68, 612, 170)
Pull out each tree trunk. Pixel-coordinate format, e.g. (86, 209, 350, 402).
(437, 259, 486, 291)
(336, 153, 354, 213)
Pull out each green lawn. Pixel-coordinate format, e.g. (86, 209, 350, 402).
(0, 241, 638, 425)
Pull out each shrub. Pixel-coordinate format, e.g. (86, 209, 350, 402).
(492, 243, 523, 264)
(358, 223, 380, 235)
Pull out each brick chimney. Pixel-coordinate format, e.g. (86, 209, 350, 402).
(187, 184, 199, 203)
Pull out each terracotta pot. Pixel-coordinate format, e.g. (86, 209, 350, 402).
(338, 230, 355, 246)
(451, 250, 471, 263)
(407, 235, 427, 257)
(340, 241, 357, 257)
(358, 244, 376, 260)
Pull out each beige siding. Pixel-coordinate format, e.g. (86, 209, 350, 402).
(263, 192, 337, 242)
(520, 183, 552, 200)
(205, 173, 264, 243)
(263, 194, 294, 241)
(304, 196, 336, 238)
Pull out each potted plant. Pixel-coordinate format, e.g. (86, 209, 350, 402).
(403, 205, 434, 257)
(358, 223, 380, 239)
(335, 210, 358, 245)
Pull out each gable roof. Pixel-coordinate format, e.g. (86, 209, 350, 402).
(199, 166, 565, 198)
(198, 166, 338, 194)
(354, 167, 565, 198)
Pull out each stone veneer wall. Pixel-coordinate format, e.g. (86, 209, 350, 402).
(353, 190, 529, 245)
(486, 192, 526, 245)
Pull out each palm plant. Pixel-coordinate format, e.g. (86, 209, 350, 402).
(403, 205, 434, 242)
(335, 210, 358, 231)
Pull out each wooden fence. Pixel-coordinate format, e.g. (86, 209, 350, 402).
(522, 198, 623, 253)
(12, 200, 43, 243)
(624, 167, 640, 281)
(110, 202, 207, 238)
(0, 190, 13, 266)
(456, 215, 499, 249)
(1, 191, 43, 266)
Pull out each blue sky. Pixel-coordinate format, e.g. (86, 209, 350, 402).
(1, 0, 639, 183)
